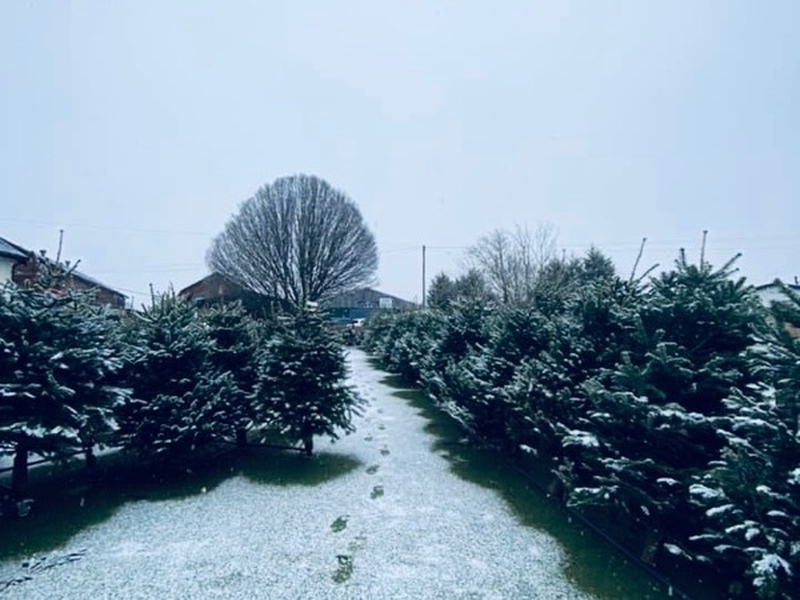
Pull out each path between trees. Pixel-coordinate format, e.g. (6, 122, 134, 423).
(0, 350, 669, 599)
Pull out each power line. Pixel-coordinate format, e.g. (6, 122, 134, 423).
(381, 246, 419, 255)
(91, 265, 204, 275)
(0, 217, 214, 237)
(4, 216, 797, 249)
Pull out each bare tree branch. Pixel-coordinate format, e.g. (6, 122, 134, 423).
(207, 175, 378, 308)
(466, 223, 558, 305)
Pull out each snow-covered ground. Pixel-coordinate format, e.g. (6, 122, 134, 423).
(0, 350, 670, 599)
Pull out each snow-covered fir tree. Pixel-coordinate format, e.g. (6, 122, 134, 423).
(114, 292, 232, 460)
(568, 255, 763, 568)
(0, 277, 128, 493)
(687, 280, 799, 599)
(202, 301, 267, 447)
(255, 309, 362, 455)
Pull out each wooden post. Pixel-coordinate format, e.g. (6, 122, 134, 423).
(422, 245, 427, 309)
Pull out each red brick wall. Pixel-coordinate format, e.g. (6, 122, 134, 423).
(11, 254, 125, 309)
(180, 273, 245, 303)
(11, 254, 38, 286)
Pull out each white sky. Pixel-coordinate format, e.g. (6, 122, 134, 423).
(1, 1, 797, 307)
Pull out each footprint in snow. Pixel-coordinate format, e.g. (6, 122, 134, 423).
(331, 515, 349, 533)
(332, 555, 354, 583)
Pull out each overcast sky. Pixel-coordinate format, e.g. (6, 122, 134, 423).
(1, 1, 797, 307)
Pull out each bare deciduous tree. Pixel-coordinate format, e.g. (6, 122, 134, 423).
(466, 223, 558, 304)
(207, 175, 378, 308)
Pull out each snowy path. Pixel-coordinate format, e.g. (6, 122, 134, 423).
(0, 350, 667, 599)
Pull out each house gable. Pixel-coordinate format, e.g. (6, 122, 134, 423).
(0, 235, 126, 308)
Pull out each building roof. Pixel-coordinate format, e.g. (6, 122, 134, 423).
(325, 287, 416, 310)
(0, 236, 29, 261)
(179, 272, 245, 298)
(0, 234, 125, 301)
(70, 267, 125, 297)
(755, 281, 800, 292)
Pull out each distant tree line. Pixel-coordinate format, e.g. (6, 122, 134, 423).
(0, 267, 362, 506)
(364, 234, 799, 600)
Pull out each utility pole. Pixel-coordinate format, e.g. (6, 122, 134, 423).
(422, 244, 427, 309)
(56, 229, 64, 263)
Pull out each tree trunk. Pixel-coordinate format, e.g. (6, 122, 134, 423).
(303, 436, 314, 456)
(546, 476, 566, 504)
(12, 440, 29, 495)
(235, 427, 248, 449)
(85, 444, 97, 470)
(640, 529, 663, 567)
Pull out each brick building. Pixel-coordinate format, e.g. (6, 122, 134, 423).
(179, 272, 416, 319)
(0, 235, 126, 309)
(179, 272, 284, 314)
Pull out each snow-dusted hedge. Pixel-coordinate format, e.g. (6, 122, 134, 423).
(2, 283, 360, 493)
(115, 294, 360, 460)
(365, 256, 799, 599)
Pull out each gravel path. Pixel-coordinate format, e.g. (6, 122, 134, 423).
(0, 350, 668, 599)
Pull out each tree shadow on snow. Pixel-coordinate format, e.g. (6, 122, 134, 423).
(0, 447, 359, 562)
(376, 372, 409, 390)
(0, 450, 244, 561)
(239, 450, 361, 487)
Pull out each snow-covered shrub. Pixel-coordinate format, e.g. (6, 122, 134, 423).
(567, 277, 641, 370)
(0, 278, 129, 492)
(495, 314, 588, 457)
(686, 283, 800, 598)
(202, 301, 267, 446)
(565, 255, 764, 565)
(360, 310, 394, 355)
(487, 305, 552, 377)
(638, 252, 762, 414)
(437, 298, 493, 361)
(114, 292, 232, 460)
(363, 310, 444, 383)
(435, 350, 507, 441)
(254, 309, 363, 455)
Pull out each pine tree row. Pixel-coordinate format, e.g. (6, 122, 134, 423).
(364, 253, 799, 600)
(1, 277, 361, 500)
